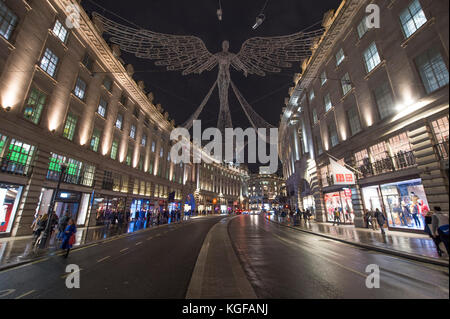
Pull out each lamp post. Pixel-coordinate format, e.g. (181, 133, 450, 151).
(40, 162, 68, 249)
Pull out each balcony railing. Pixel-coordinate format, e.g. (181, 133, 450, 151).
(435, 140, 449, 160)
(357, 151, 416, 179)
(0, 158, 33, 176)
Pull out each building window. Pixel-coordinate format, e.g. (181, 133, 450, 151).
(52, 20, 68, 43)
(160, 147, 164, 158)
(357, 17, 368, 39)
(126, 147, 132, 166)
(324, 93, 332, 112)
(40, 48, 59, 77)
(309, 90, 315, 102)
(133, 106, 140, 118)
(115, 113, 123, 130)
(312, 108, 318, 124)
(374, 82, 395, 120)
(363, 42, 381, 73)
(341, 73, 352, 96)
(90, 128, 101, 152)
(63, 113, 77, 141)
(141, 134, 147, 146)
(130, 124, 136, 139)
(74, 77, 87, 100)
(5, 139, 35, 175)
(144, 116, 150, 128)
(151, 141, 156, 152)
(120, 94, 127, 106)
(431, 117, 449, 143)
(81, 53, 94, 72)
(110, 139, 119, 160)
(103, 77, 113, 92)
(415, 48, 449, 94)
(23, 88, 46, 124)
(0, 2, 17, 40)
(346, 105, 361, 136)
(0, 134, 7, 155)
(320, 71, 327, 86)
(370, 141, 389, 161)
(97, 98, 107, 118)
(328, 122, 339, 148)
(400, 0, 427, 38)
(81, 164, 96, 187)
(389, 132, 412, 154)
(336, 48, 345, 66)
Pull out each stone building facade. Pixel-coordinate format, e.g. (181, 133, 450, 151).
(0, 0, 247, 237)
(279, 0, 448, 231)
(248, 173, 286, 211)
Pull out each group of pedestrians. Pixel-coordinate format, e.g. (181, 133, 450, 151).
(31, 211, 77, 258)
(363, 208, 387, 234)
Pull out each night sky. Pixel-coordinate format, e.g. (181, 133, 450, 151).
(81, 0, 341, 173)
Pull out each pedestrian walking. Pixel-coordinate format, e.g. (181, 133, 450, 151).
(57, 212, 70, 240)
(375, 208, 386, 235)
(332, 208, 340, 226)
(425, 207, 449, 257)
(61, 218, 77, 258)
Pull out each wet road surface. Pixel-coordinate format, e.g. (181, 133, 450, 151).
(228, 215, 449, 299)
(1, 214, 448, 299)
(0, 216, 223, 299)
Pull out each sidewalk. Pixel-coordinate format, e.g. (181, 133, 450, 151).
(266, 214, 449, 266)
(0, 216, 198, 270)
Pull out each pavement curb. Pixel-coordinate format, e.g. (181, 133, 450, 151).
(265, 216, 449, 267)
(0, 219, 193, 273)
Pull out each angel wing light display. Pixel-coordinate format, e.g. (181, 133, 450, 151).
(92, 13, 323, 135)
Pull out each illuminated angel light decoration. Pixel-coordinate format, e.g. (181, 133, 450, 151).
(92, 13, 323, 138)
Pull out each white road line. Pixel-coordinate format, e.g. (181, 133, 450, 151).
(120, 248, 129, 252)
(147, 237, 153, 240)
(15, 290, 36, 299)
(97, 256, 111, 263)
(135, 242, 142, 246)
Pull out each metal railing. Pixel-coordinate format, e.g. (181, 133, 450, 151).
(0, 157, 33, 176)
(357, 151, 416, 179)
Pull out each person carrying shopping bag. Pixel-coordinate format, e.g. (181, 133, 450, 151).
(61, 219, 77, 258)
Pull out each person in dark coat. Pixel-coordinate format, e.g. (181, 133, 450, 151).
(61, 218, 77, 258)
(374, 208, 386, 235)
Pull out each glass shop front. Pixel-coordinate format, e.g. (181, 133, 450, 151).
(361, 178, 429, 231)
(0, 183, 23, 234)
(324, 189, 354, 224)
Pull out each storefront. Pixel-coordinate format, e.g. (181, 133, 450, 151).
(302, 195, 316, 219)
(324, 189, 354, 224)
(92, 195, 125, 224)
(130, 198, 154, 220)
(361, 178, 429, 231)
(36, 188, 90, 226)
(0, 183, 23, 234)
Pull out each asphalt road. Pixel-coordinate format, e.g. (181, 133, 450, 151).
(0, 214, 448, 299)
(0, 216, 223, 299)
(228, 214, 449, 299)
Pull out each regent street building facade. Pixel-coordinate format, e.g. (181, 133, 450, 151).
(0, 0, 247, 238)
(279, 0, 449, 232)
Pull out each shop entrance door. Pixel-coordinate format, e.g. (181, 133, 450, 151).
(54, 201, 79, 222)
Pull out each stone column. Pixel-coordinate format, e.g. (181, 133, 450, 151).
(409, 122, 449, 217)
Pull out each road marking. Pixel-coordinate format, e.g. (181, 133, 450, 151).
(135, 242, 142, 246)
(72, 243, 98, 252)
(15, 290, 35, 299)
(97, 256, 111, 263)
(147, 237, 153, 240)
(61, 268, 83, 279)
(120, 248, 129, 252)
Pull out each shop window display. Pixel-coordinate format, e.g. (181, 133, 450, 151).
(380, 179, 429, 230)
(0, 184, 23, 233)
(324, 189, 354, 224)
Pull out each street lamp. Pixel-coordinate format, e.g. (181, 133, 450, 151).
(39, 162, 68, 248)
